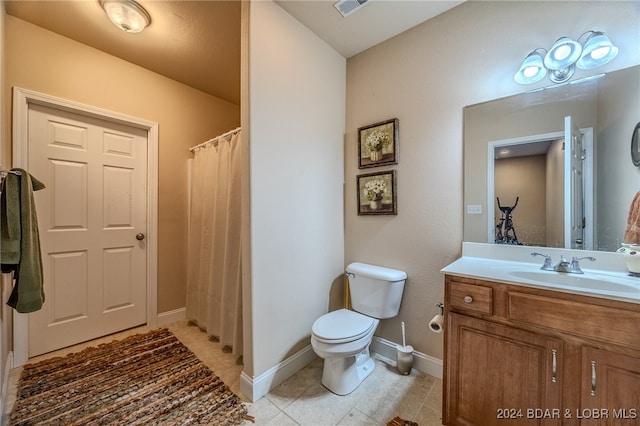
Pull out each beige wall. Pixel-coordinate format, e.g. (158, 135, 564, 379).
(596, 66, 640, 250)
(546, 139, 565, 248)
(2, 16, 240, 314)
(245, 0, 345, 380)
(495, 155, 546, 247)
(346, 1, 640, 361)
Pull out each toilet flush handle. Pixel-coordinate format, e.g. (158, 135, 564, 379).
(345, 272, 355, 279)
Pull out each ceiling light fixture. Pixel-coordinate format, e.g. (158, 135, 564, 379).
(334, 0, 369, 17)
(100, 0, 151, 33)
(514, 30, 618, 85)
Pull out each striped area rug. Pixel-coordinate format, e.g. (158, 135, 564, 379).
(9, 328, 248, 425)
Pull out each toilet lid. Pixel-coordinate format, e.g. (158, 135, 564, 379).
(312, 309, 376, 342)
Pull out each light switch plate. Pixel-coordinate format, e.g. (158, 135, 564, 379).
(467, 204, 482, 214)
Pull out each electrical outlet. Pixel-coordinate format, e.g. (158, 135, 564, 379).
(467, 204, 482, 215)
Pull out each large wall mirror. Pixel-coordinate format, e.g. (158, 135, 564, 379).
(464, 65, 640, 252)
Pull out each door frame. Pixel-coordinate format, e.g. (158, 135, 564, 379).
(486, 127, 594, 249)
(11, 87, 159, 366)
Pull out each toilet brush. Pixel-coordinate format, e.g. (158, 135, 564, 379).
(401, 321, 406, 347)
(397, 321, 413, 375)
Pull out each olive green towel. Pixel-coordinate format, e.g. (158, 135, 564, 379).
(1, 169, 46, 313)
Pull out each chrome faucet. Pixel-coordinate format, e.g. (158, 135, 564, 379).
(554, 256, 571, 273)
(531, 252, 554, 271)
(531, 253, 596, 274)
(568, 256, 596, 274)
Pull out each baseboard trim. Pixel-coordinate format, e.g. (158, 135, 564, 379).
(239, 336, 443, 402)
(156, 307, 186, 326)
(240, 344, 318, 402)
(371, 336, 443, 380)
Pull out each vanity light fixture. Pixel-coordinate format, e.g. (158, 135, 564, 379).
(514, 48, 547, 84)
(577, 31, 619, 69)
(100, 0, 151, 33)
(514, 30, 618, 85)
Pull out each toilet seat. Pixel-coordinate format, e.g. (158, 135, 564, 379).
(312, 309, 376, 344)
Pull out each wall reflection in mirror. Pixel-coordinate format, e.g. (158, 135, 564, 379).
(464, 65, 640, 252)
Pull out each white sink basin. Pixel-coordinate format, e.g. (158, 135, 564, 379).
(440, 244, 640, 303)
(441, 257, 640, 302)
(507, 270, 639, 294)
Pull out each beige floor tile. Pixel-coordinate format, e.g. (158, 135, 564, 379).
(337, 408, 381, 425)
(421, 378, 443, 414)
(265, 358, 323, 410)
(245, 396, 283, 424)
(283, 382, 357, 425)
(266, 411, 302, 425)
(6, 322, 443, 426)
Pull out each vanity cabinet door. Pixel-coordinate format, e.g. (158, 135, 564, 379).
(445, 313, 563, 426)
(579, 346, 640, 425)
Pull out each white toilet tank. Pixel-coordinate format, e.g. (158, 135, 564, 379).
(346, 262, 407, 319)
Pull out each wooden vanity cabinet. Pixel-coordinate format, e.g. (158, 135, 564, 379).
(447, 313, 563, 425)
(443, 274, 640, 426)
(579, 347, 640, 426)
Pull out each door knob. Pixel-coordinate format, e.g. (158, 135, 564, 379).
(136, 233, 145, 241)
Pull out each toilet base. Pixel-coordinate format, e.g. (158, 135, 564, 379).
(321, 348, 376, 395)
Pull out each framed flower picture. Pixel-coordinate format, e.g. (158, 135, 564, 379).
(357, 170, 397, 215)
(358, 118, 398, 169)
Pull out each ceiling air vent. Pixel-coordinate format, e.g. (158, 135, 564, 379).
(334, 0, 369, 17)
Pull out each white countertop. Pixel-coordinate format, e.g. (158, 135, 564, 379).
(441, 243, 640, 304)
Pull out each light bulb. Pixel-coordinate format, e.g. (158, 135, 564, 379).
(523, 66, 540, 78)
(590, 46, 610, 60)
(553, 45, 571, 61)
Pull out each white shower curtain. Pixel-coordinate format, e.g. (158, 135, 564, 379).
(186, 129, 243, 359)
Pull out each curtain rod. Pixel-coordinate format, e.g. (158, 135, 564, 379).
(189, 127, 241, 153)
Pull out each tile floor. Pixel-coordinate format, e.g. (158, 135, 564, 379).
(6, 321, 443, 425)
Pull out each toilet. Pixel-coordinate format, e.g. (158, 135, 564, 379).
(310, 262, 407, 395)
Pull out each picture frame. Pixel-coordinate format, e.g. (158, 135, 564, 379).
(357, 170, 397, 215)
(358, 118, 398, 169)
(631, 122, 640, 166)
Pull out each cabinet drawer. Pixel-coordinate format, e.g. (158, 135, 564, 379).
(508, 292, 640, 349)
(449, 281, 493, 315)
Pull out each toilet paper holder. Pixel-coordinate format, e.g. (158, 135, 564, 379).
(429, 303, 445, 334)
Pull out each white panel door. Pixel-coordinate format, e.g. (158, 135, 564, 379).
(27, 103, 148, 357)
(564, 115, 585, 250)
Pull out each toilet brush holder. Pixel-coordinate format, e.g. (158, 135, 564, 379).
(396, 344, 414, 375)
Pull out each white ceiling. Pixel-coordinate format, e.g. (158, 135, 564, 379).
(4, 0, 463, 105)
(274, 0, 464, 58)
(494, 140, 554, 160)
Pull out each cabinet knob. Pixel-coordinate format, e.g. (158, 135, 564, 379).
(464, 296, 473, 304)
